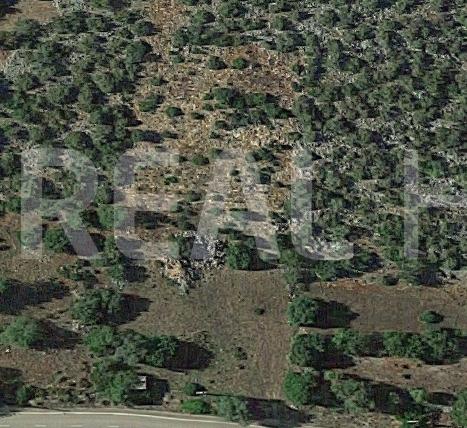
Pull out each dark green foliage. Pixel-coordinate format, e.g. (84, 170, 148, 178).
(138, 94, 164, 112)
(0, 278, 10, 295)
(130, 20, 155, 36)
(96, 204, 126, 230)
(84, 326, 178, 368)
(226, 240, 253, 270)
(207, 56, 226, 70)
(71, 288, 123, 326)
(181, 399, 211, 414)
(331, 329, 370, 356)
(180, 0, 200, 5)
(216, 396, 250, 425)
(272, 15, 291, 31)
(231, 57, 248, 69)
(46, 83, 77, 104)
(90, 359, 138, 405)
(325, 372, 375, 414)
(90, 0, 131, 11)
(0, 317, 41, 348)
(191, 154, 209, 166)
(64, 131, 92, 150)
(144, 335, 178, 367)
(43, 227, 70, 253)
(289, 334, 326, 367)
(287, 296, 320, 326)
(219, 0, 246, 18)
(165, 106, 184, 118)
(452, 390, 467, 428)
(15, 385, 35, 406)
(85, 326, 120, 356)
(182, 382, 203, 396)
(382, 329, 460, 364)
(419, 310, 444, 324)
(283, 370, 318, 406)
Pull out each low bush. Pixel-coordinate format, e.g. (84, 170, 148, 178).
(283, 370, 318, 406)
(181, 399, 211, 414)
(0, 317, 41, 348)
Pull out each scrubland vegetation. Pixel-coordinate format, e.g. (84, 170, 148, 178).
(0, 0, 465, 426)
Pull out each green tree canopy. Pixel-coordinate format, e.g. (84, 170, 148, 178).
(0, 317, 41, 348)
(283, 370, 318, 406)
(287, 296, 320, 326)
(452, 390, 467, 427)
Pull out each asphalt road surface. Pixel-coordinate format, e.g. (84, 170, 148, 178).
(0, 409, 245, 428)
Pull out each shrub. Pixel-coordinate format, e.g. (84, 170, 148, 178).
(419, 310, 444, 324)
(150, 75, 166, 86)
(181, 399, 211, 414)
(64, 131, 92, 150)
(226, 240, 253, 270)
(165, 106, 183, 118)
(191, 9, 215, 25)
(283, 370, 318, 406)
(125, 40, 151, 63)
(0, 278, 10, 295)
(90, 359, 138, 405)
(0, 317, 41, 348)
(216, 396, 250, 424)
(232, 57, 248, 69)
(289, 334, 326, 367)
(191, 154, 209, 166)
(47, 83, 77, 104)
(181, 0, 200, 6)
(183, 382, 203, 396)
(219, 0, 246, 17)
(112, 330, 147, 366)
(331, 329, 370, 356)
(325, 372, 375, 414)
(130, 20, 155, 36)
(272, 15, 290, 31)
(144, 335, 178, 367)
(43, 227, 70, 253)
(71, 288, 123, 325)
(207, 56, 226, 70)
(138, 94, 164, 112)
(16, 385, 35, 406)
(452, 390, 467, 427)
(97, 204, 126, 230)
(383, 330, 459, 363)
(287, 296, 320, 326)
(85, 326, 120, 356)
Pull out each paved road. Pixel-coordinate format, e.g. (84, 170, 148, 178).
(0, 409, 245, 428)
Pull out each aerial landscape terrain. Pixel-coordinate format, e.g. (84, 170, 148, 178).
(0, 0, 465, 426)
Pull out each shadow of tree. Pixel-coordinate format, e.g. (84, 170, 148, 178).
(428, 391, 455, 406)
(114, 294, 151, 324)
(34, 321, 80, 351)
(247, 398, 311, 428)
(0, 1, 18, 20)
(129, 376, 169, 405)
(124, 265, 149, 283)
(166, 340, 214, 371)
(0, 367, 22, 404)
(314, 299, 359, 328)
(0, 280, 68, 315)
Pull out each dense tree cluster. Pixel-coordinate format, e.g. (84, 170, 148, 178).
(71, 288, 123, 326)
(290, 0, 465, 285)
(0, 316, 42, 348)
(283, 370, 319, 406)
(85, 326, 179, 368)
(0, 6, 154, 285)
(290, 328, 463, 366)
